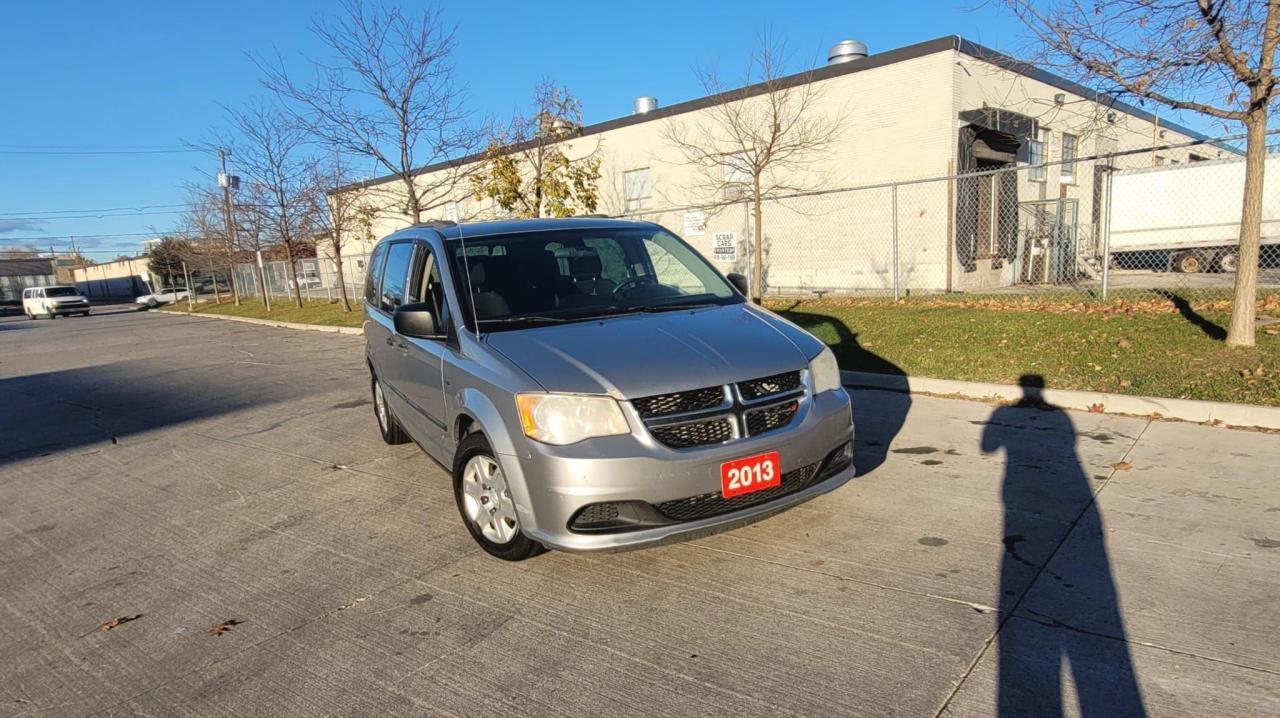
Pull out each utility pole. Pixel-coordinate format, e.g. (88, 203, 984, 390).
(219, 149, 243, 306)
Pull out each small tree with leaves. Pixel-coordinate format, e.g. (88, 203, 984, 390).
(662, 38, 842, 302)
(999, 0, 1280, 346)
(471, 80, 602, 218)
(148, 237, 191, 288)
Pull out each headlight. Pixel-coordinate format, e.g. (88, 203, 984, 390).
(515, 393, 630, 445)
(809, 346, 842, 394)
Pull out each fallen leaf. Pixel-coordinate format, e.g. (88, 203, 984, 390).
(1119, 379, 1132, 388)
(1087, 403, 1105, 413)
(207, 619, 244, 637)
(1111, 461, 1133, 471)
(100, 614, 143, 632)
(1117, 338, 1132, 350)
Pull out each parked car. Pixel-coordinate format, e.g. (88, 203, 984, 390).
(289, 273, 323, 291)
(365, 218, 854, 561)
(135, 286, 190, 308)
(22, 286, 91, 318)
(193, 277, 230, 294)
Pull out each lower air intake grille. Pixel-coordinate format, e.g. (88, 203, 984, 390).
(649, 418, 732, 449)
(654, 461, 822, 522)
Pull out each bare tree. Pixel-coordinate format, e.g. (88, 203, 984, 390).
(226, 101, 315, 308)
(307, 154, 367, 311)
(999, 0, 1280, 346)
(179, 186, 234, 304)
(662, 37, 842, 302)
(257, 0, 483, 225)
(471, 79, 602, 218)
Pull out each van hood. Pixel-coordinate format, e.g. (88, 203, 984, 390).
(484, 304, 820, 398)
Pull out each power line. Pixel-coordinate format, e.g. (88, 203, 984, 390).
(0, 232, 162, 241)
(0, 210, 185, 221)
(0, 203, 187, 217)
(0, 148, 202, 156)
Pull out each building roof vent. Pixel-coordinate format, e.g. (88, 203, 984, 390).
(633, 96, 659, 115)
(827, 39, 869, 65)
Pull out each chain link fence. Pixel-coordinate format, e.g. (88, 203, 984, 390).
(620, 132, 1280, 305)
(229, 253, 372, 305)
(212, 133, 1279, 309)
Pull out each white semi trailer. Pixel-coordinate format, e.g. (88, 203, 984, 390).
(1108, 155, 1280, 273)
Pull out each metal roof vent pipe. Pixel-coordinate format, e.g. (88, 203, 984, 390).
(633, 96, 659, 115)
(827, 39, 869, 65)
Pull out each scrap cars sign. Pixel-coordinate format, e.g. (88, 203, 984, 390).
(712, 232, 737, 262)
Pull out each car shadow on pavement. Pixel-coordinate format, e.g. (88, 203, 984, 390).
(981, 375, 1146, 717)
(775, 306, 910, 476)
(0, 358, 309, 467)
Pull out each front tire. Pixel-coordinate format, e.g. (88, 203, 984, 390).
(371, 373, 410, 445)
(452, 433, 545, 561)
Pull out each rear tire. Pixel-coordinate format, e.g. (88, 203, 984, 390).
(1217, 250, 1239, 273)
(371, 373, 410, 445)
(1173, 251, 1207, 274)
(453, 432, 546, 562)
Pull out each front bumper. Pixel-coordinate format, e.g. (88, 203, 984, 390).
(51, 303, 90, 314)
(501, 387, 855, 553)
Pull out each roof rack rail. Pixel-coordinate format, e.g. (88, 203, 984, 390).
(574, 213, 610, 218)
(413, 219, 457, 228)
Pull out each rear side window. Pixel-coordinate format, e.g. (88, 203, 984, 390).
(364, 242, 389, 305)
(379, 242, 415, 313)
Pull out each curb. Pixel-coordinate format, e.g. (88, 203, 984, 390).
(160, 309, 363, 336)
(841, 370, 1280, 430)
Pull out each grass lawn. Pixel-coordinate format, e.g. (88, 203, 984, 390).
(773, 298, 1280, 406)
(163, 298, 363, 328)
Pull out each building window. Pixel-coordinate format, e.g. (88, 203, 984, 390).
(1028, 129, 1047, 182)
(1189, 152, 1209, 162)
(722, 152, 751, 199)
(623, 168, 652, 212)
(1060, 134, 1077, 183)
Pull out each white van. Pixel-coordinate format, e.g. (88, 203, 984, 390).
(22, 286, 91, 319)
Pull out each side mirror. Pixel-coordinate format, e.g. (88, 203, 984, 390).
(393, 302, 443, 339)
(726, 272, 749, 296)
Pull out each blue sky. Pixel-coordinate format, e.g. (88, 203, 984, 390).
(0, 0, 1214, 257)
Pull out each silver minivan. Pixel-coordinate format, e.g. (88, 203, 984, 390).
(365, 218, 854, 560)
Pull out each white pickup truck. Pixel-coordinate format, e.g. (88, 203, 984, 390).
(1108, 154, 1280, 273)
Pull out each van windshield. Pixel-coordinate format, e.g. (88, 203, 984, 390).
(446, 227, 741, 331)
(44, 287, 79, 297)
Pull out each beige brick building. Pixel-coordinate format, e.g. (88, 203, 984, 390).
(333, 35, 1230, 294)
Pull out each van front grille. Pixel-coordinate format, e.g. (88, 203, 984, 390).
(633, 370, 806, 450)
(649, 418, 733, 449)
(737, 371, 801, 401)
(745, 401, 799, 437)
(631, 386, 725, 419)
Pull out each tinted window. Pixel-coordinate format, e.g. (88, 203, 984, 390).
(379, 242, 415, 313)
(45, 287, 78, 297)
(364, 242, 389, 305)
(412, 247, 451, 333)
(447, 227, 739, 331)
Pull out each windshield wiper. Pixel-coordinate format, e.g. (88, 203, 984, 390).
(477, 314, 573, 324)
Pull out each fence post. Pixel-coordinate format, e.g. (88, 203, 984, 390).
(1100, 163, 1114, 302)
(891, 184, 900, 301)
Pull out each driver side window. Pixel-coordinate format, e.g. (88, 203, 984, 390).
(411, 246, 451, 333)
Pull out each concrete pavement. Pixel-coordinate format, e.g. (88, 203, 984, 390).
(1, 308, 1277, 716)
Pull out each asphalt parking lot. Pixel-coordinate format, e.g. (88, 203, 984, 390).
(2, 307, 1278, 717)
